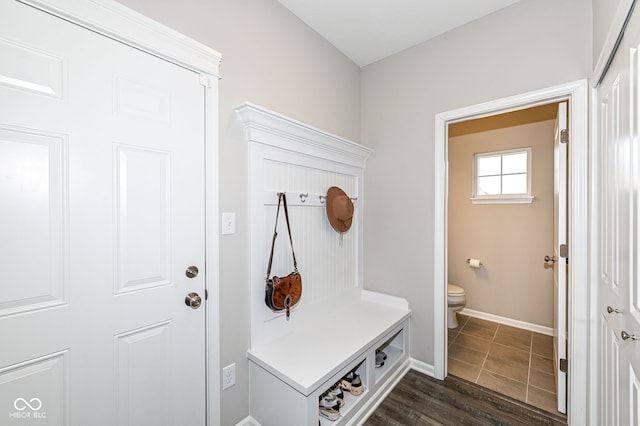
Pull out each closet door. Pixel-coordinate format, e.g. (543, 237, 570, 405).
(0, 2, 206, 424)
(597, 5, 640, 426)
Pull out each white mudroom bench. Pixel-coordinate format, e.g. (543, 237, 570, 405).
(247, 289, 411, 426)
(238, 102, 409, 425)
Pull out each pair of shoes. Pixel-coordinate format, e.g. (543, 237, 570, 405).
(340, 371, 364, 396)
(375, 349, 387, 368)
(319, 392, 340, 421)
(319, 383, 345, 421)
(329, 385, 344, 407)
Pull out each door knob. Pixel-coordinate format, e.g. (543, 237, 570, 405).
(185, 292, 202, 309)
(544, 255, 556, 264)
(607, 306, 621, 314)
(621, 330, 638, 341)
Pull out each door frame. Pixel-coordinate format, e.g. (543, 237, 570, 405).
(16, 0, 222, 424)
(433, 79, 589, 424)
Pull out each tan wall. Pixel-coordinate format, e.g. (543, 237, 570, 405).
(116, 1, 361, 424)
(448, 106, 557, 328)
(361, 0, 591, 366)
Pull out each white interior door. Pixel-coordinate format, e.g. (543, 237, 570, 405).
(552, 101, 568, 414)
(0, 2, 206, 425)
(597, 5, 640, 425)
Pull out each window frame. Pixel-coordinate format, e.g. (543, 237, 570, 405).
(470, 147, 534, 204)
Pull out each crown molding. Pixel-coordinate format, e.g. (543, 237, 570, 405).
(19, 0, 222, 77)
(235, 102, 372, 169)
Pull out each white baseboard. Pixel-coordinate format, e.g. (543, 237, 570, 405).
(235, 416, 258, 426)
(409, 358, 435, 377)
(460, 308, 553, 336)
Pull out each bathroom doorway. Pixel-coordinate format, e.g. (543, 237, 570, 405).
(432, 80, 590, 425)
(445, 103, 564, 415)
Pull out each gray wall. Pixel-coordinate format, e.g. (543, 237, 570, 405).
(113, 0, 601, 423)
(116, 1, 361, 424)
(360, 0, 592, 366)
(448, 109, 556, 328)
(593, 0, 623, 64)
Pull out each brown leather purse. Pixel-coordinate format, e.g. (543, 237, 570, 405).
(265, 192, 302, 320)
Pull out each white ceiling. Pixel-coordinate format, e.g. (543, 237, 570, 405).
(277, 0, 521, 67)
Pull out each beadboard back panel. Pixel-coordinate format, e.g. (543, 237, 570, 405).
(237, 103, 372, 347)
(264, 160, 357, 303)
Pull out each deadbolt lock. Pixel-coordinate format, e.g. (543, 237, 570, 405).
(185, 265, 199, 278)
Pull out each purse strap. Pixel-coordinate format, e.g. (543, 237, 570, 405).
(265, 193, 298, 280)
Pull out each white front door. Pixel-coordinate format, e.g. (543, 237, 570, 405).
(0, 2, 206, 425)
(552, 101, 568, 414)
(597, 5, 640, 425)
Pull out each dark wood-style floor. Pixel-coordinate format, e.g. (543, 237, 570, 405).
(364, 370, 567, 425)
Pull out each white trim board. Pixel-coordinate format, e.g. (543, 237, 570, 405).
(15, 1, 222, 425)
(409, 358, 436, 378)
(235, 102, 372, 168)
(234, 417, 259, 426)
(459, 308, 553, 336)
(434, 79, 589, 426)
(19, 0, 221, 77)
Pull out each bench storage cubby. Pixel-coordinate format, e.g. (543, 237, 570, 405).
(248, 290, 410, 426)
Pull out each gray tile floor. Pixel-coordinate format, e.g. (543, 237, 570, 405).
(448, 314, 564, 416)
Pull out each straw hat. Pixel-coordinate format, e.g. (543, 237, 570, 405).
(326, 186, 354, 233)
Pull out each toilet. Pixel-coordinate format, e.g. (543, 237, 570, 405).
(447, 284, 466, 328)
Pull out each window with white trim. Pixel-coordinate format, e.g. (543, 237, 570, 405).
(471, 148, 533, 204)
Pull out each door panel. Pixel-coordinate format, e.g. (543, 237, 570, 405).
(631, 365, 640, 425)
(0, 2, 206, 425)
(0, 128, 67, 316)
(115, 322, 172, 425)
(601, 316, 620, 425)
(0, 351, 68, 424)
(597, 4, 640, 425)
(553, 101, 568, 414)
(0, 35, 65, 99)
(598, 47, 629, 426)
(115, 146, 172, 293)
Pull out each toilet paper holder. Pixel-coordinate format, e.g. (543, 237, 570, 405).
(466, 258, 483, 266)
